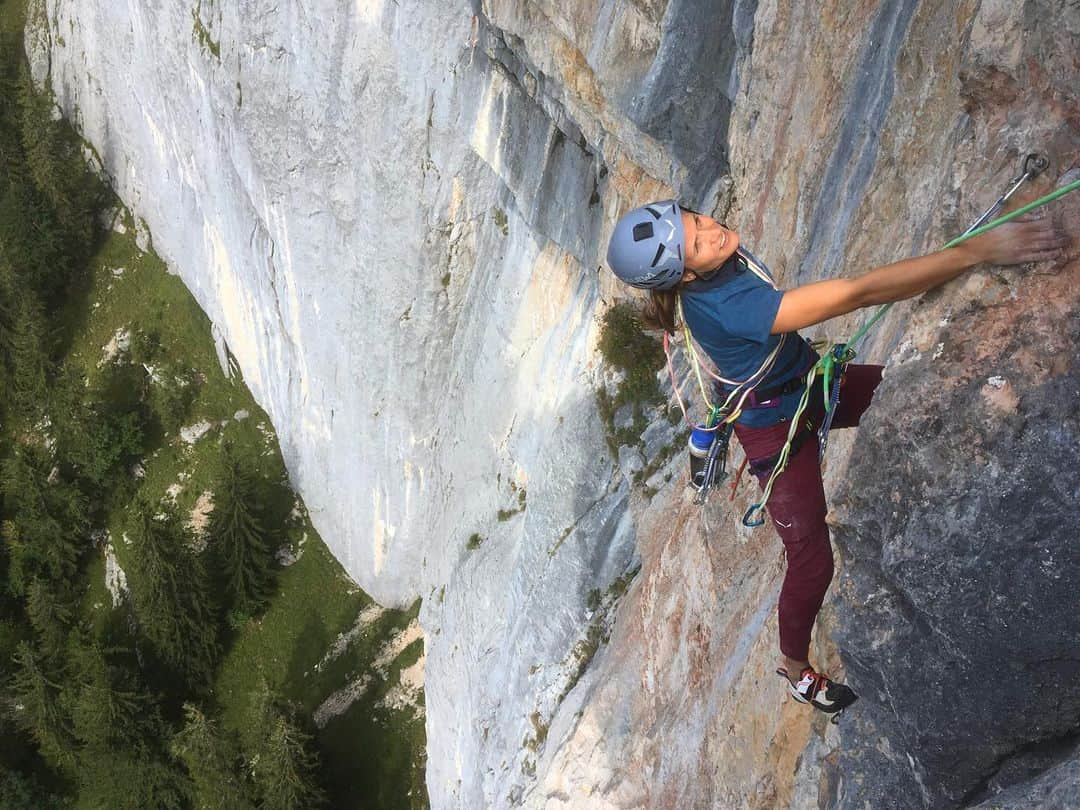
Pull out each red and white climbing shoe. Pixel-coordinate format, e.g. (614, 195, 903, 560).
(776, 665, 858, 723)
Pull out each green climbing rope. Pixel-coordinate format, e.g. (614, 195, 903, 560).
(846, 178, 1080, 350)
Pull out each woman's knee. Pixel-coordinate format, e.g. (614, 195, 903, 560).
(783, 529, 834, 594)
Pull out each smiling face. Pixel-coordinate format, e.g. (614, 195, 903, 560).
(680, 211, 740, 276)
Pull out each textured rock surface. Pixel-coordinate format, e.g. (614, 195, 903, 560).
(971, 742, 1080, 809)
(32, 0, 1079, 807)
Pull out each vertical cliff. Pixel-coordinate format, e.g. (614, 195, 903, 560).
(30, 0, 1078, 806)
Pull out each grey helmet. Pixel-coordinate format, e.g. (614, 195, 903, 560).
(606, 200, 686, 290)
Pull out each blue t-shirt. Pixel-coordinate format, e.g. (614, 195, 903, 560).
(680, 251, 814, 427)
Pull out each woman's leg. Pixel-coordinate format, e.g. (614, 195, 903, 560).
(829, 363, 884, 429)
(758, 432, 834, 670)
(734, 367, 880, 673)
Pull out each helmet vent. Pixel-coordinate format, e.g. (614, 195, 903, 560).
(650, 244, 665, 267)
(632, 222, 654, 242)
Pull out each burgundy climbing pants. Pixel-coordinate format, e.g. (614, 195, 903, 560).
(732, 364, 884, 662)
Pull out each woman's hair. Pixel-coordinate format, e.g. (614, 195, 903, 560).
(642, 288, 679, 334)
(637, 203, 703, 335)
(639, 205, 739, 335)
(636, 203, 729, 334)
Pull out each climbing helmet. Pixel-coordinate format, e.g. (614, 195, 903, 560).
(606, 199, 686, 290)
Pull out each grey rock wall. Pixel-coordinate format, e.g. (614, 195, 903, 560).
(32, 0, 1079, 807)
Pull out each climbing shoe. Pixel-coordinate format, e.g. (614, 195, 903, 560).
(776, 665, 858, 723)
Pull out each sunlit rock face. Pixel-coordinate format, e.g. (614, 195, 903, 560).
(34, 0, 1079, 806)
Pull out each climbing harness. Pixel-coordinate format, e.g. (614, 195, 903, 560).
(665, 248, 788, 504)
(666, 154, 1080, 526)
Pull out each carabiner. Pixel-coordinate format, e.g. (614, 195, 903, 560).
(964, 152, 1050, 236)
(742, 503, 767, 527)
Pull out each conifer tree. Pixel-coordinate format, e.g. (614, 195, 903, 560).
(7, 642, 76, 770)
(61, 641, 191, 809)
(255, 714, 327, 810)
(246, 682, 327, 810)
(8, 296, 49, 421)
(46, 364, 141, 498)
(16, 73, 63, 210)
(172, 703, 256, 810)
(0, 259, 20, 395)
(0, 178, 71, 309)
(67, 641, 149, 751)
(73, 748, 191, 810)
(0, 770, 66, 810)
(0, 445, 85, 596)
(24, 579, 74, 657)
(128, 503, 219, 690)
(209, 443, 275, 619)
(54, 361, 151, 495)
(15, 65, 105, 271)
(0, 34, 22, 171)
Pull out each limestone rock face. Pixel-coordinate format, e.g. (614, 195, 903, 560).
(33, 0, 1078, 807)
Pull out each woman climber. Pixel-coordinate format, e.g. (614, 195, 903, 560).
(604, 199, 1070, 717)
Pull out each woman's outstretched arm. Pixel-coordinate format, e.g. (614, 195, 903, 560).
(770, 216, 1070, 335)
